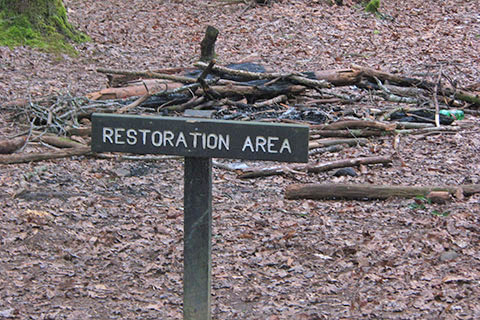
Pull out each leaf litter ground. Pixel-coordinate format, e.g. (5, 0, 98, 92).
(1, 0, 480, 319)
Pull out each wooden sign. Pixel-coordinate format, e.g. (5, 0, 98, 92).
(91, 114, 309, 163)
(91, 113, 309, 320)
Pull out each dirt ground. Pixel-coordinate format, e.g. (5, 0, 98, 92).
(1, 0, 480, 319)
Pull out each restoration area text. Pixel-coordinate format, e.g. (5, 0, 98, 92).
(91, 114, 309, 162)
(102, 127, 292, 154)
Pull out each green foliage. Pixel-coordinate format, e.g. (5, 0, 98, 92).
(408, 196, 430, 210)
(431, 210, 450, 217)
(408, 196, 450, 217)
(0, 0, 89, 54)
(365, 0, 380, 14)
(23, 165, 48, 181)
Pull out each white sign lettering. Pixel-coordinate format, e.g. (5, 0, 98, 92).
(241, 135, 291, 154)
(103, 127, 231, 151)
(93, 115, 309, 162)
(102, 127, 292, 154)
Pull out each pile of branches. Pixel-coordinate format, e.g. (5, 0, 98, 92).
(92, 61, 480, 121)
(4, 59, 479, 141)
(83, 26, 479, 126)
(3, 24, 479, 139)
(1, 26, 479, 168)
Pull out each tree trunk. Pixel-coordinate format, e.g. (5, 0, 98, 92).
(0, 0, 88, 50)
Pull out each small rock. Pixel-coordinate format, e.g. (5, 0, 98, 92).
(0, 308, 16, 318)
(440, 250, 460, 262)
(113, 168, 131, 177)
(333, 167, 357, 177)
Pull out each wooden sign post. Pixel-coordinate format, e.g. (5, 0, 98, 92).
(91, 114, 309, 320)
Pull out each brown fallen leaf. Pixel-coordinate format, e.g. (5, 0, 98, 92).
(239, 233, 255, 239)
(282, 229, 296, 240)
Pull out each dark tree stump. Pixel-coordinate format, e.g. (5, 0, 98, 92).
(200, 26, 219, 62)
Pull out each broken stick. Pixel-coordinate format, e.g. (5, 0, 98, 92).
(237, 156, 391, 179)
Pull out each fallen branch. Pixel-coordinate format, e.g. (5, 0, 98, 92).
(237, 155, 391, 179)
(194, 61, 331, 88)
(86, 82, 184, 100)
(352, 64, 434, 89)
(310, 129, 388, 138)
(166, 96, 206, 112)
(304, 156, 391, 173)
(352, 64, 480, 106)
(253, 94, 288, 108)
(103, 67, 193, 87)
(237, 165, 289, 179)
(312, 120, 396, 131)
(37, 135, 86, 149)
(396, 126, 461, 136)
(309, 145, 345, 155)
(195, 84, 306, 98)
(66, 126, 91, 136)
(118, 88, 153, 114)
(0, 146, 91, 164)
(96, 68, 198, 84)
(308, 138, 368, 149)
(285, 183, 480, 200)
(311, 69, 362, 86)
(448, 89, 480, 106)
(395, 122, 435, 129)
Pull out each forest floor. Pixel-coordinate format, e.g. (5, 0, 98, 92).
(1, 0, 480, 319)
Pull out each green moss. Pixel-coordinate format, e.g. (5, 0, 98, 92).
(365, 0, 380, 14)
(0, 0, 89, 54)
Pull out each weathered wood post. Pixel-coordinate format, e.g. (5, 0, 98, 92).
(91, 114, 309, 320)
(200, 25, 219, 63)
(183, 157, 212, 319)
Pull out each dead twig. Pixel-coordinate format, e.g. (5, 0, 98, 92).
(433, 66, 443, 127)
